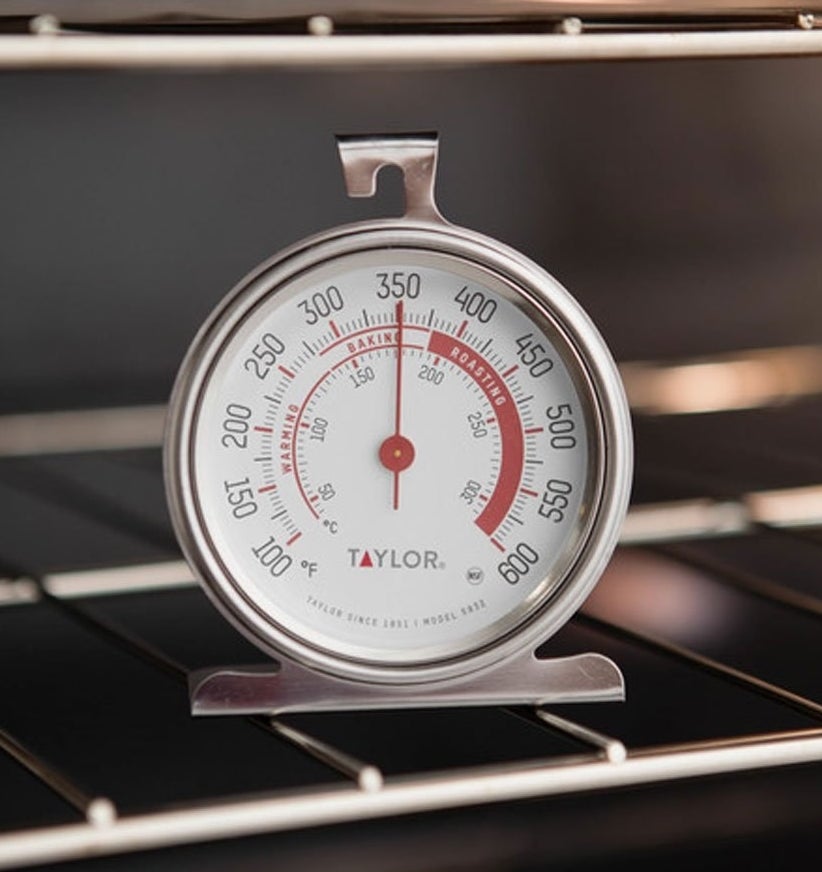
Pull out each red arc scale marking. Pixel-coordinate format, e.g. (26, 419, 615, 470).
(426, 330, 524, 539)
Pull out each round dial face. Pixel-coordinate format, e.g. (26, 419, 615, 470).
(189, 247, 602, 666)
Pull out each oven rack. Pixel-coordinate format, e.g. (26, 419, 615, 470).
(1, 393, 822, 868)
(0, 4, 821, 71)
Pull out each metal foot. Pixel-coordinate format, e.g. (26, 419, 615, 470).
(189, 650, 625, 716)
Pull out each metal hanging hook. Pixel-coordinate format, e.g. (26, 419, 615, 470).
(336, 133, 447, 224)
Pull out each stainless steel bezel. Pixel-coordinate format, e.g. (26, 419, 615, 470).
(165, 218, 633, 686)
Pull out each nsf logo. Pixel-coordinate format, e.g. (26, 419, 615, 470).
(466, 567, 484, 585)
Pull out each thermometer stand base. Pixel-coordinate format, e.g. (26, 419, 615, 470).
(188, 650, 625, 716)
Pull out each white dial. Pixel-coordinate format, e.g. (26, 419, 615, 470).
(187, 247, 601, 665)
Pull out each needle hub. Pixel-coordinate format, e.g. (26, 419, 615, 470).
(379, 434, 415, 473)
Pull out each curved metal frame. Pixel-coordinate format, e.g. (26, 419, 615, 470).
(165, 223, 632, 687)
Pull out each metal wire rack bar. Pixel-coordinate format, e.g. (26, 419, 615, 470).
(1, 727, 821, 870)
(0, 26, 821, 70)
(0, 407, 166, 458)
(577, 612, 822, 721)
(32, 587, 386, 790)
(1, 481, 820, 607)
(3, 340, 822, 456)
(656, 542, 822, 620)
(0, 460, 178, 554)
(0, 728, 116, 827)
(511, 707, 627, 762)
(262, 719, 384, 791)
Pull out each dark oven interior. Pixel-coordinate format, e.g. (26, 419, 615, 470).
(1, 15, 822, 871)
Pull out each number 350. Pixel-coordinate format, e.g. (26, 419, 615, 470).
(376, 272, 421, 299)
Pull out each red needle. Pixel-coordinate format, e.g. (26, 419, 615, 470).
(394, 300, 404, 437)
(392, 300, 404, 511)
(378, 300, 415, 510)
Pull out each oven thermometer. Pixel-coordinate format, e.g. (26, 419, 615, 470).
(165, 135, 632, 716)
